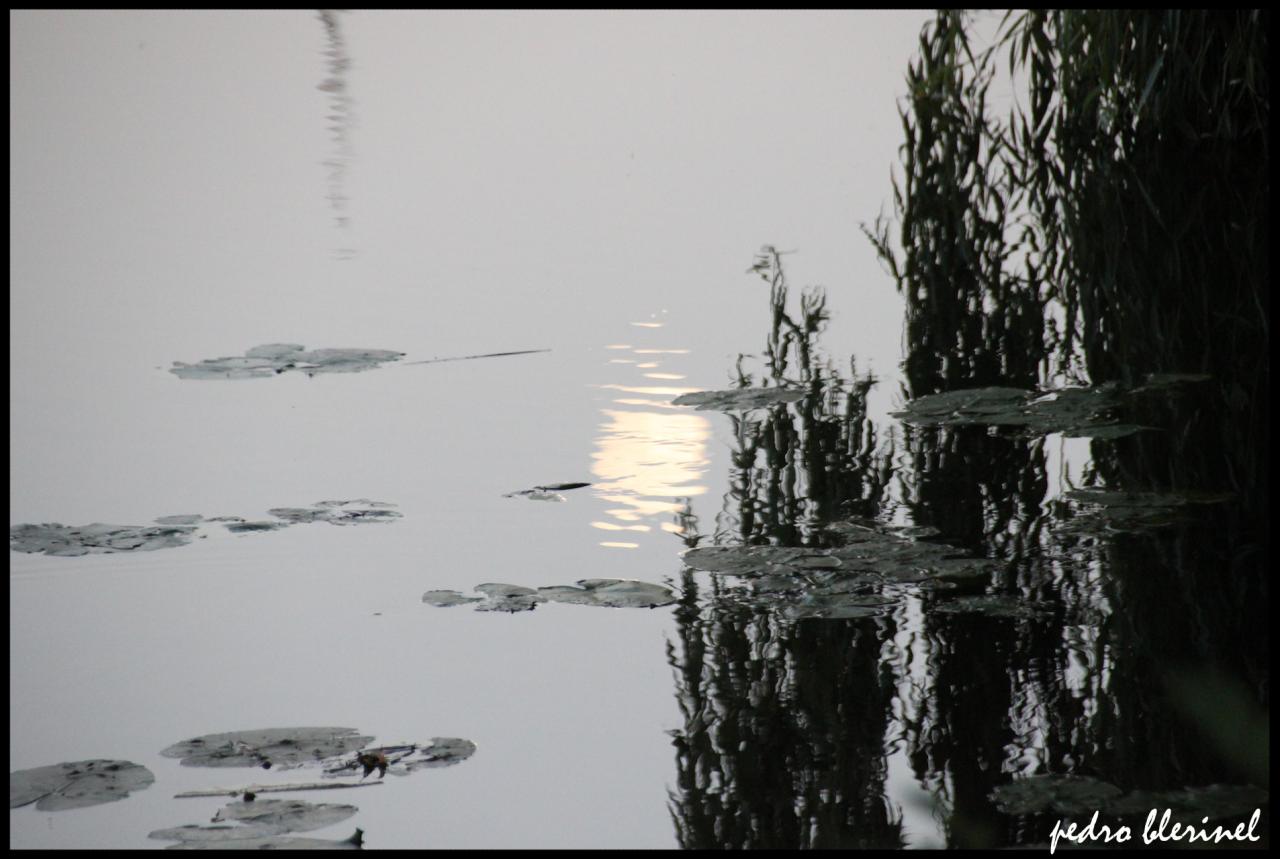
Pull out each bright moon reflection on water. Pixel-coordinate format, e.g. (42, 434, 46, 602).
(591, 404, 711, 546)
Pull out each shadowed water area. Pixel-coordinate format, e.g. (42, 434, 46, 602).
(10, 9, 1268, 850)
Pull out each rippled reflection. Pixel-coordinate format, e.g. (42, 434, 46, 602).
(591, 340, 710, 548)
(666, 9, 1269, 839)
(592, 407, 710, 541)
(316, 9, 356, 258)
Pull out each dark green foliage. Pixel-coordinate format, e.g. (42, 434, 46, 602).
(860, 11, 1269, 848)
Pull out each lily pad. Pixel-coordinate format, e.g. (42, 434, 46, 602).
(156, 828, 365, 850)
(150, 799, 359, 847)
(891, 382, 1176, 438)
(270, 500, 402, 526)
(683, 526, 998, 589)
(10, 759, 155, 811)
(171, 344, 404, 379)
(267, 508, 334, 524)
(502, 489, 567, 502)
(212, 797, 357, 830)
(225, 520, 289, 534)
(672, 387, 806, 411)
(10, 522, 198, 556)
(992, 777, 1266, 822)
(991, 775, 1124, 815)
(162, 728, 374, 769)
(1063, 488, 1234, 508)
(1106, 784, 1269, 819)
(1061, 423, 1157, 440)
(1057, 488, 1235, 535)
(472, 583, 543, 612)
(324, 738, 478, 778)
(425, 579, 676, 612)
(1130, 372, 1213, 393)
(779, 593, 896, 621)
(931, 595, 1049, 620)
(407, 737, 478, 770)
(421, 590, 484, 607)
(245, 343, 307, 360)
(891, 386, 1033, 428)
(536, 579, 676, 608)
(155, 514, 204, 526)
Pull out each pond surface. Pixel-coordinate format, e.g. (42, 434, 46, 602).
(10, 9, 1266, 851)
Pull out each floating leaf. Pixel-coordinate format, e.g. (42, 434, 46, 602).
(991, 775, 1124, 815)
(406, 738, 478, 771)
(1063, 488, 1233, 508)
(1062, 424, 1157, 440)
(1057, 488, 1234, 535)
(425, 580, 675, 612)
(10, 760, 154, 811)
(672, 387, 806, 411)
(269, 500, 402, 525)
(537, 579, 676, 608)
(150, 798, 360, 847)
(779, 593, 896, 621)
(891, 382, 1184, 438)
(931, 595, 1049, 620)
(245, 343, 306, 360)
(171, 344, 403, 380)
(421, 590, 484, 607)
(1106, 784, 1269, 819)
(533, 482, 591, 492)
(992, 776, 1265, 823)
(157, 828, 365, 850)
(473, 583, 542, 612)
(155, 514, 204, 526)
(679, 529, 1004, 619)
(1132, 372, 1213, 393)
(683, 528, 998, 590)
(502, 489, 567, 502)
(324, 739, 478, 778)
(225, 521, 289, 534)
(213, 797, 357, 831)
(162, 728, 374, 769)
(10, 522, 197, 556)
(267, 508, 334, 524)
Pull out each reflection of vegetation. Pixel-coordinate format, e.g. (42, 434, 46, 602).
(316, 8, 356, 249)
(667, 249, 901, 848)
(712, 246, 887, 547)
(862, 10, 1268, 848)
(670, 9, 1267, 849)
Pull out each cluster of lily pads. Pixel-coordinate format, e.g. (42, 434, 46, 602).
(1055, 487, 1236, 536)
(424, 578, 677, 612)
(887, 373, 1211, 438)
(990, 774, 1267, 822)
(10, 726, 477, 849)
(678, 521, 1050, 621)
(170, 343, 405, 380)
(10, 500, 401, 557)
(8, 521, 201, 557)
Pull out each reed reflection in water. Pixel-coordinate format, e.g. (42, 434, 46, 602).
(664, 219, 1267, 846)
(316, 9, 356, 258)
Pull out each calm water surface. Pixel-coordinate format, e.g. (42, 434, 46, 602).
(14, 10, 1266, 851)
(11, 10, 938, 849)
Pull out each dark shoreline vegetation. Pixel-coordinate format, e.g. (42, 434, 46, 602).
(665, 10, 1268, 849)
